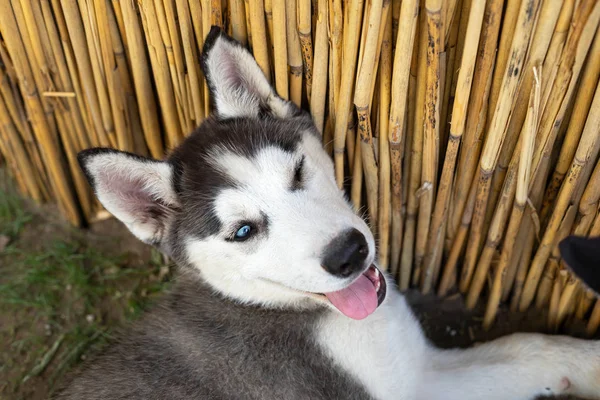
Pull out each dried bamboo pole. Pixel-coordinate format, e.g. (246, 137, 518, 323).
(459, 0, 540, 294)
(138, 0, 183, 148)
(577, 288, 596, 320)
(76, 0, 118, 148)
(248, 0, 271, 80)
(509, 220, 536, 310)
(389, 0, 418, 287)
(519, 1, 599, 311)
(175, 0, 205, 127)
(467, 64, 544, 310)
(402, 5, 428, 287)
(539, 204, 576, 316)
(585, 215, 600, 336)
(309, 0, 327, 132)
(39, 0, 89, 151)
(587, 300, 600, 337)
(420, 0, 486, 294)
(378, 14, 393, 271)
(332, 0, 364, 187)
(271, 0, 288, 99)
(265, 0, 274, 51)
(447, 0, 502, 247)
(483, 0, 564, 239)
(485, 0, 521, 129)
(120, 0, 163, 157)
(153, 0, 190, 134)
(0, 2, 80, 225)
(0, 93, 42, 201)
(229, 0, 248, 44)
(93, 0, 132, 151)
(0, 54, 51, 199)
(541, 30, 600, 226)
(439, 168, 479, 296)
(50, 0, 97, 148)
(438, 1, 461, 168)
(286, 0, 303, 106)
(482, 69, 541, 328)
(354, 0, 385, 230)
(414, 0, 442, 283)
(298, 0, 313, 102)
(211, 0, 223, 25)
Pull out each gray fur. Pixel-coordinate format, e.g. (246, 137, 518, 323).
(55, 274, 373, 399)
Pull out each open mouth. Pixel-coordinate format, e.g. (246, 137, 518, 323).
(322, 264, 387, 320)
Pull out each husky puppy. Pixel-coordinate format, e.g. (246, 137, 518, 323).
(58, 27, 600, 400)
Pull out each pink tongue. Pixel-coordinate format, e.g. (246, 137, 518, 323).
(324, 275, 378, 320)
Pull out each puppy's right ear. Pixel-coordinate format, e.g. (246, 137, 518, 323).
(559, 235, 600, 295)
(78, 149, 179, 246)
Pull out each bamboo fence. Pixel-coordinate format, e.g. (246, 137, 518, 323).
(0, 0, 599, 332)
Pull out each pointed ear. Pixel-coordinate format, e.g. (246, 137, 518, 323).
(202, 26, 300, 119)
(78, 149, 179, 245)
(559, 235, 600, 295)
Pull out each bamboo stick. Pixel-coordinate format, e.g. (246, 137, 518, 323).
(401, 4, 428, 287)
(286, 0, 303, 107)
(297, 0, 313, 102)
(138, 0, 183, 148)
(447, 0, 502, 246)
(120, 0, 163, 157)
(481, 67, 541, 326)
(390, 0, 419, 288)
(248, 0, 271, 81)
(229, 0, 248, 44)
(354, 0, 385, 230)
(519, 1, 599, 311)
(378, 13, 392, 271)
(438, 168, 479, 296)
(459, 0, 540, 294)
(414, 0, 442, 284)
(485, 0, 521, 129)
(541, 29, 600, 226)
(309, 0, 328, 132)
(483, 0, 564, 240)
(332, 0, 364, 187)
(271, 0, 288, 99)
(420, 0, 486, 294)
(587, 300, 600, 337)
(536, 204, 576, 311)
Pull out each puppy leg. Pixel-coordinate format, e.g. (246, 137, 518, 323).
(418, 333, 600, 400)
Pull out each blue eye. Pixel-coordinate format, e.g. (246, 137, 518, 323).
(234, 225, 252, 240)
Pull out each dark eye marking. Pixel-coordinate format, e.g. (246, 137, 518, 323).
(291, 155, 305, 191)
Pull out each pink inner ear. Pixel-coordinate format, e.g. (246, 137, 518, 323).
(98, 169, 165, 223)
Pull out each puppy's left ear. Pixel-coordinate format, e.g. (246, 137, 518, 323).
(202, 26, 300, 119)
(559, 235, 600, 295)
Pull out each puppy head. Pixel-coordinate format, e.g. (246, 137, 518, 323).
(78, 27, 385, 319)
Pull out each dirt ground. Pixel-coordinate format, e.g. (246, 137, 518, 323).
(0, 169, 593, 400)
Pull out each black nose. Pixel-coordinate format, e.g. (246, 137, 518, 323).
(321, 228, 369, 278)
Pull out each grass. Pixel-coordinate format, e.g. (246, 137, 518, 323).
(0, 170, 171, 399)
